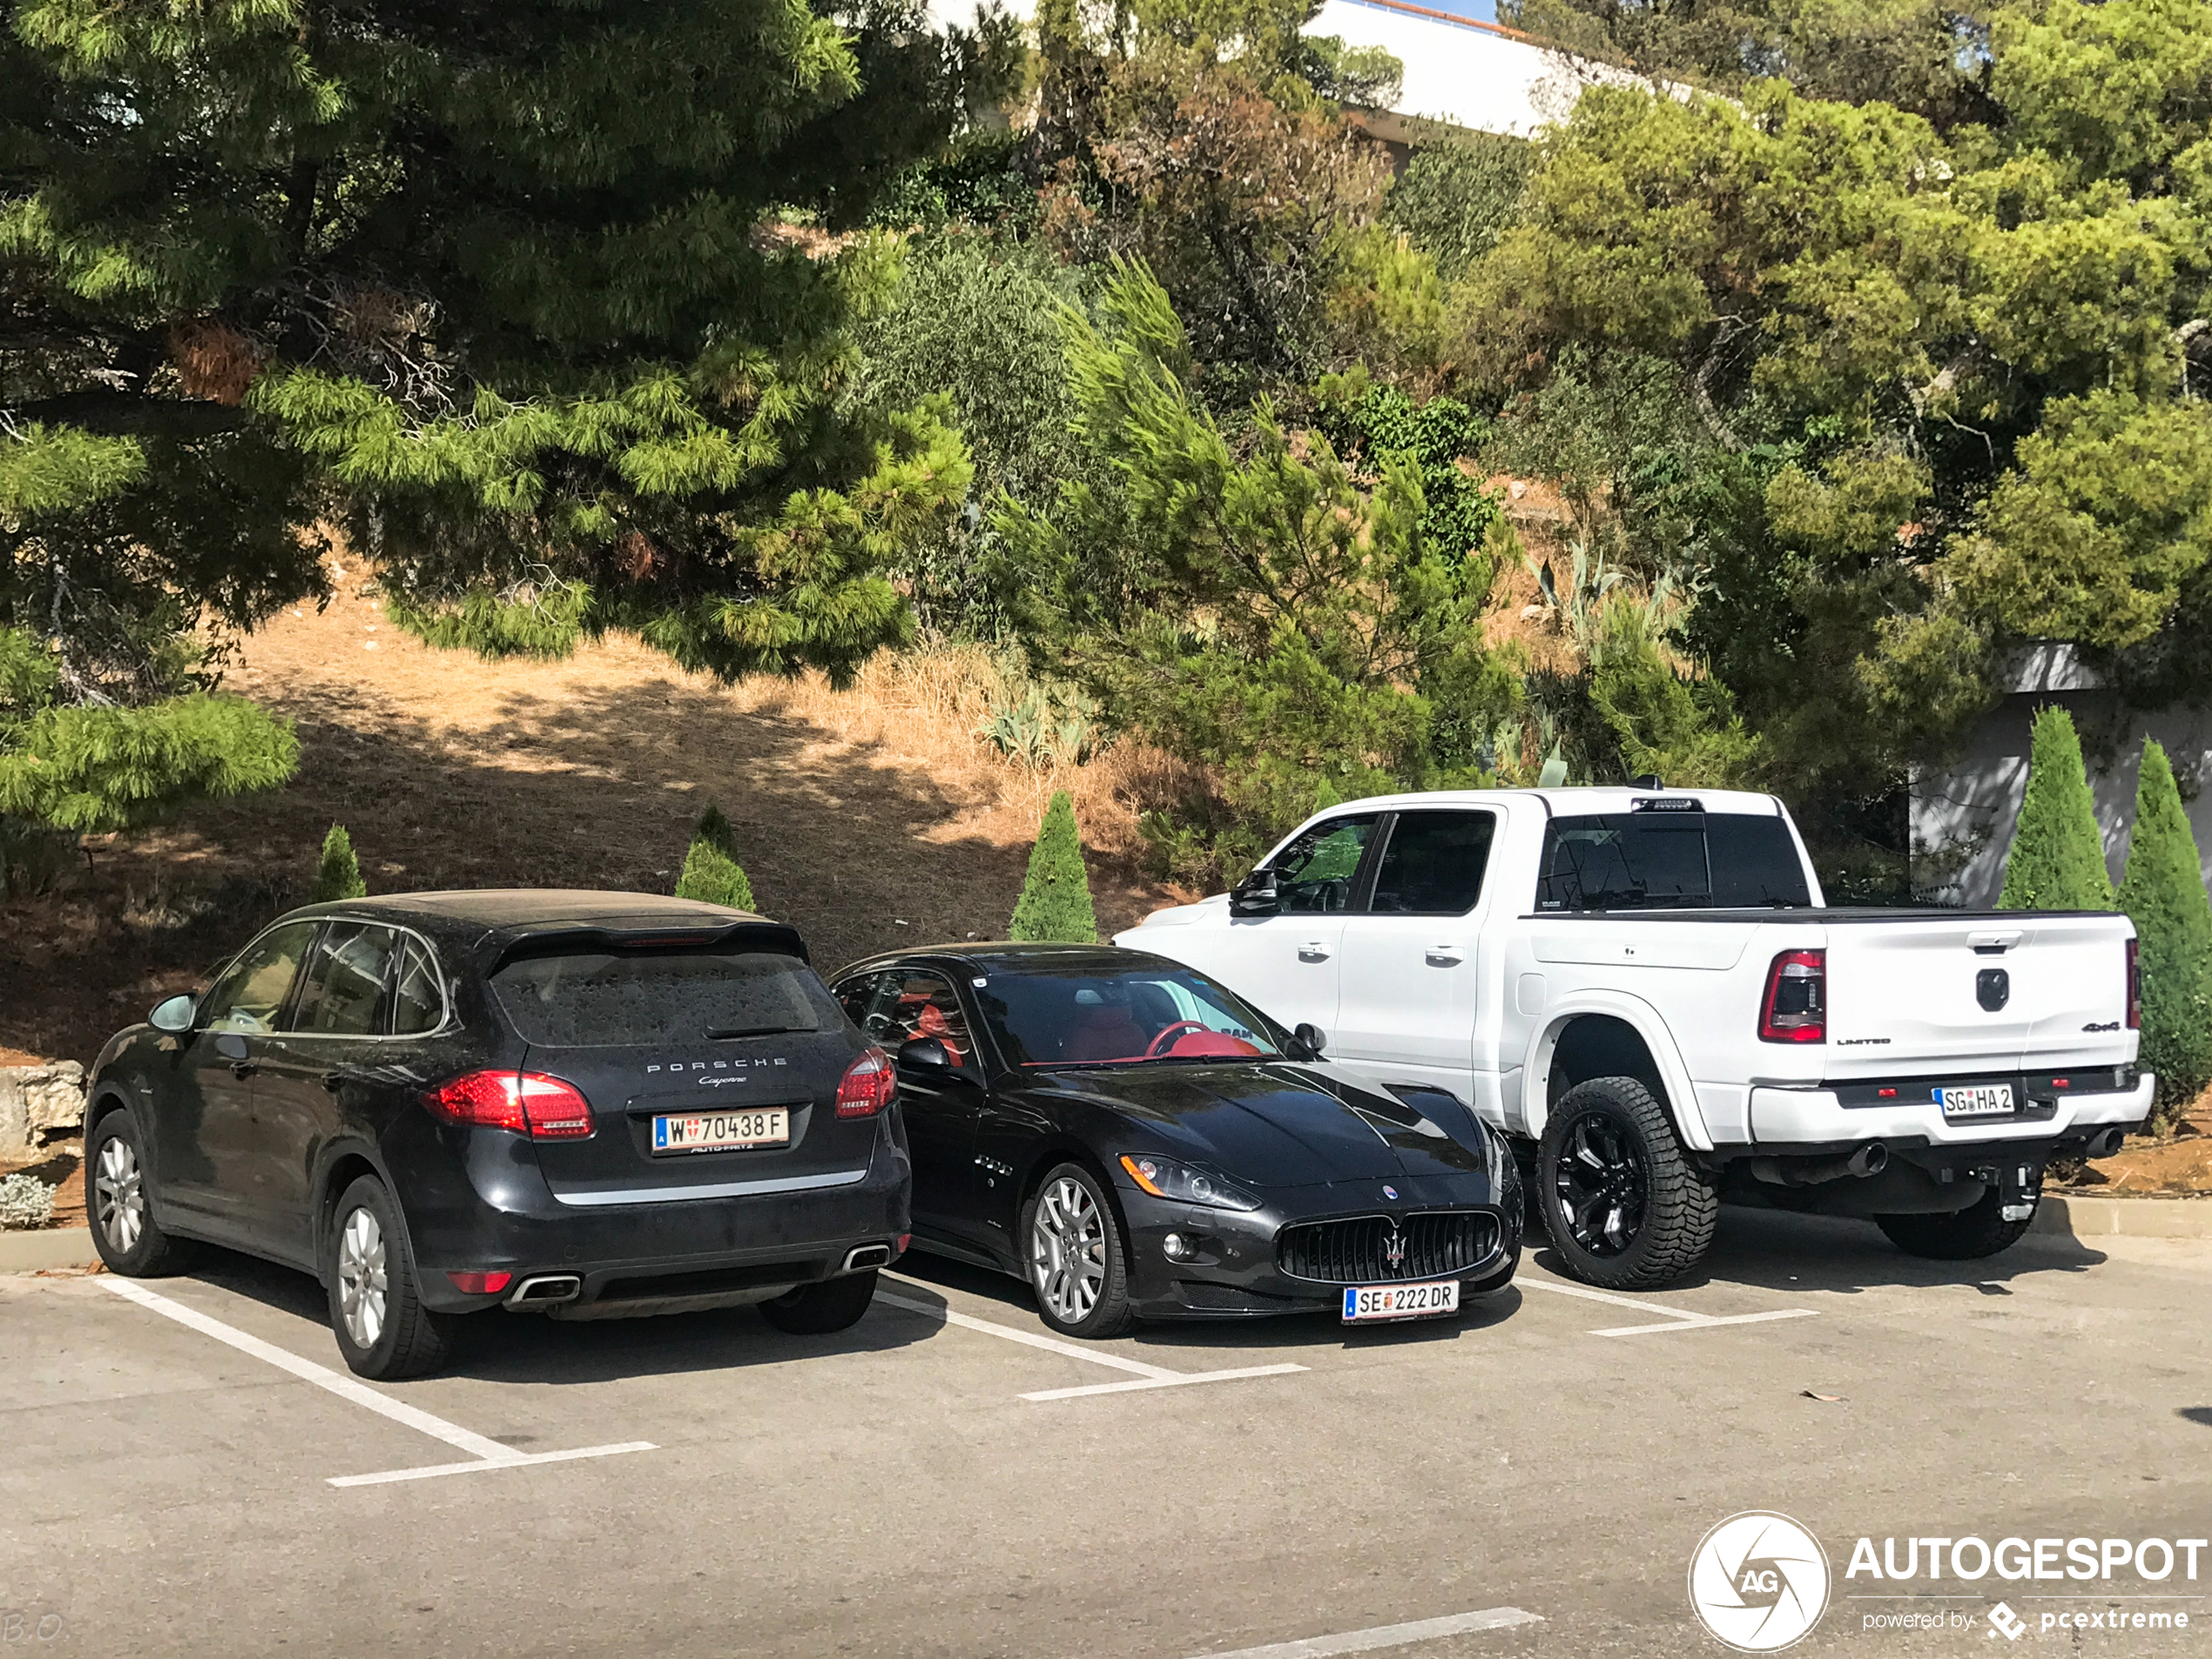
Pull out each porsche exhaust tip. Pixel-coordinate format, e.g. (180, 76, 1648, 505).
(508, 1273, 582, 1307)
(841, 1244, 894, 1272)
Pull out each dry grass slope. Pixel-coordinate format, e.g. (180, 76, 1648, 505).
(0, 569, 1189, 1065)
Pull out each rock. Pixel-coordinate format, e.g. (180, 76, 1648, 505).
(0, 1062, 86, 1152)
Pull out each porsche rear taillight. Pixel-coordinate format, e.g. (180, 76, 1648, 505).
(1759, 948, 1826, 1043)
(424, 1070, 597, 1139)
(836, 1048, 897, 1117)
(2127, 937, 2141, 1029)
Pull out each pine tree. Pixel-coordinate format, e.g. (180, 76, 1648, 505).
(2114, 740, 2212, 1114)
(1997, 706, 2114, 911)
(311, 824, 368, 904)
(0, 0, 996, 792)
(1008, 791, 1098, 942)
(675, 804, 756, 912)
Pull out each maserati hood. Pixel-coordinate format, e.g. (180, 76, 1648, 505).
(1034, 1062, 1485, 1188)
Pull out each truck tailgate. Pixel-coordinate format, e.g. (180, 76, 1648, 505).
(1822, 914, 2135, 1078)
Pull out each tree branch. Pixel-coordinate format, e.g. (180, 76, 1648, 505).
(3, 390, 247, 439)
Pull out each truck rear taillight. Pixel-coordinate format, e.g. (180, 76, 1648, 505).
(2127, 937, 2141, 1029)
(1759, 948, 1826, 1043)
(423, 1070, 597, 1139)
(836, 1048, 897, 1117)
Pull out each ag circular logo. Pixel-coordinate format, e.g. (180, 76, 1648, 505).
(1688, 1511, 1831, 1652)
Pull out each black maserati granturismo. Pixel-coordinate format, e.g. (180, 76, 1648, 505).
(831, 944, 1521, 1338)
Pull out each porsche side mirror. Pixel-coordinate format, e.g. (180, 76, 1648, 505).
(897, 1036, 954, 1071)
(149, 994, 196, 1034)
(1290, 1022, 1327, 1061)
(1230, 868, 1280, 917)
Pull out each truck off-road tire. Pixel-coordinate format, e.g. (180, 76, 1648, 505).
(1874, 1189, 2034, 1261)
(1537, 1076, 1718, 1290)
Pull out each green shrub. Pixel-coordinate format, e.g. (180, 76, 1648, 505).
(2115, 739, 2212, 1118)
(675, 804, 756, 911)
(1997, 706, 2114, 911)
(311, 824, 368, 903)
(1008, 790, 1098, 943)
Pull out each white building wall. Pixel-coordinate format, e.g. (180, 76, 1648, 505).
(1910, 649, 2212, 908)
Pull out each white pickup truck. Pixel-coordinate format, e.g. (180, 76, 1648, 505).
(1118, 786, 2153, 1288)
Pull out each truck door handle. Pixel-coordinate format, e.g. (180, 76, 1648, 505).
(1426, 945, 1463, 964)
(1299, 942, 1331, 961)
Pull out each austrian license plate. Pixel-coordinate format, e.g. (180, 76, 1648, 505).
(1937, 1083, 2015, 1119)
(1342, 1279, 1461, 1323)
(651, 1107, 789, 1153)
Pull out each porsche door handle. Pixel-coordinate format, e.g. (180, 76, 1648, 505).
(229, 1062, 258, 1079)
(1298, 942, 1332, 961)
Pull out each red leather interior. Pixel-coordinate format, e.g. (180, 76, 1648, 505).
(1165, 1031, 1263, 1058)
(1060, 1004, 1143, 1062)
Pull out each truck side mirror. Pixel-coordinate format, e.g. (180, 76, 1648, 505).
(1230, 868, 1280, 917)
(1291, 1022, 1327, 1061)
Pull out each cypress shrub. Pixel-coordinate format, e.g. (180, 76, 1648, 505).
(2115, 739, 2212, 1116)
(675, 803, 755, 911)
(1009, 790, 1098, 943)
(1997, 706, 2114, 911)
(310, 824, 367, 902)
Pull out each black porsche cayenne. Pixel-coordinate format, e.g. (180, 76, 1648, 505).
(84, 892, 911, 1379)
(832, 944, 1521, 1339)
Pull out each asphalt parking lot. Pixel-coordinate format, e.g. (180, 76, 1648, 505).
(3, 1211, 2209, 1659)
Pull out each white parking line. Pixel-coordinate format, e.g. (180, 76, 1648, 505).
(1515, 1271, 1817, 1337)
(877, 1285, 1306, 1400)
(1184, 1605, 1542, 1659)
(98, 1277, 655, 1487)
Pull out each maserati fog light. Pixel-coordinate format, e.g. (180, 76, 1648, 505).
(1162, 1232, 1195, 1260)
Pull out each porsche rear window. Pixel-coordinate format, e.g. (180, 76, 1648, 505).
(491, 951, 837, 1048)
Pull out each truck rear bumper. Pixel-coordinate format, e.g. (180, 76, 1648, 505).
(1748, 1073, 2153, 1148)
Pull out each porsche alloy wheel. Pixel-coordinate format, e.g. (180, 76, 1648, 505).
(1025, 1163, 1133, 1339)
(84, 1109, 194, 1278)
(96, 1134, 145, 1256)
(336, 1204, 389, 1351)
(324, 1175, 452, 1379)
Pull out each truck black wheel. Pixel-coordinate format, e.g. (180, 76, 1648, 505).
(1875, 1190, 2033, 1261)
(1537, 1076, 1718, 1290)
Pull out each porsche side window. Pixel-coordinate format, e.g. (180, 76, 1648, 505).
(1269, 814, 1378, 914)
(291, 923, 401, 1036)
(863, 972, 976, 1072)
(389, 938, 447, 1035)
(200, 922, 319, 1035)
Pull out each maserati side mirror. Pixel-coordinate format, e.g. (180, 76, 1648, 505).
(1291, 1022, 1327, 1061)
(897, 1036, 954, 1071)
(149, 994, 196, 1034)
(1230, 868, 1281, 917)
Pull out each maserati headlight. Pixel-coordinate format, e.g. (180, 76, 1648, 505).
(1118, 1153, 1263, 1211)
